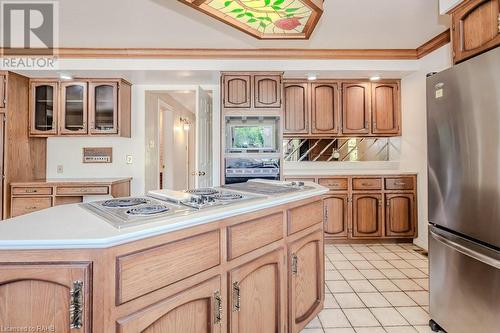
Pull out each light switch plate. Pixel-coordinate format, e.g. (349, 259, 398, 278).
(57, 165, 63, 173)
(126, 155, 133, 164)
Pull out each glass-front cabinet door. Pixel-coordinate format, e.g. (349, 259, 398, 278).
(30, 82, 58, 135)
(60, 81, 87, 134)
(89, 81, 118, 134)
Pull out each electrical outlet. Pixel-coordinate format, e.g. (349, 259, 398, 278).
(57, 165, 63, 173)
(126, 155, 133, 164)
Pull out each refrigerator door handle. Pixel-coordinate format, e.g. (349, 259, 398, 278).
(430, 229, 500, 269)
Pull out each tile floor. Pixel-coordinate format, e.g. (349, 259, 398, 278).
(303, 243, 432, 333)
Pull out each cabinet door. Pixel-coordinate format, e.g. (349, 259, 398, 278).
(452, 0, 500, 63)
(289, 230, 324, 333)
(371, 83, 400, 135)
(224, 75, 251, 108)
(60, 82, 88, 135)
(229, 249, 285, 333)
(89, 81, 118, 134)
(311, 83, 341, 135)
(254, 75, 282, 108)
(30, 82, 58, 135)
(342, 83, 370, 135)
(385, 193, 416, 237)
(284, 82, 309, 135)
(323, 194, 348, 238)
(117, 277, 222, 333)
(352, 193, 383, 238)
(0, 74, 6, 108)
(0, 263, 91, 333)
(0, 114, 3, 218)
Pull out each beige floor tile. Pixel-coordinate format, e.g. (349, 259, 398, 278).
(348, 280, 378, 293)
(326, 247, 341, 255)
(391, 279, 423, 291)
(301, 329, 324, 333)
(396, 307, 430, 325)
(334, 261, 357, 270)
(397, 252, 421, 260)
(352, 246, 373, 253)
(329, 253, 348, 261)
(326, 270, 344, 281)
(357, 292, 391, 307)
(412, 279, 429, 290)
(324, 328, 356, 333)
(380, 269, 406, 279)
(418, 267, 429, 275)
(371, 261, 395, 269)
(306, 316, 322, 328)
(351, 260, 375, 269)
(384, 326, 418, 332)
(406, 291, 429, 306)
(359, 269, 386, 280)
(388, 260, 413, 269)
(325, 261, 336, 271)
(406, 260, 427, 269)
(399, 268, 427, 279)
(370, 307, 409, 326)
(369, 279, 400, 292)
(339, 247, 359, 254)
(413, 325, 433, 333)
(378, 252, 400, 260)
(344, 253, 366, 261)
(353, 328, 386, 333)
(319, 309, 352, 328)
(344, 308, 380, 327)
(361, 252, 384, 261)
(421, 306, 429, 313)
(339, 270, 366, 280)
(382, 292, 417, 306)
(334, 293, 365, 309)
(325, 294, 341, 309)
(327, 280, 354, 293)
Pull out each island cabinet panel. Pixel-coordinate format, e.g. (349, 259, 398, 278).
(228, 212, 284, 260)
(284, 82, 310, 134)
(311, 83, 341, 135)
(451, 0, 500, 63)
(342, 83, 370, 135)
(0, 263, 91, 333)
(385, 194, 416, 237)
(352, 193, 383, 238)
(289, 231, 324, 333)
(229, 249, 285, 333)
(223, 75, 252, 108)
(117, 277, 222, 333)
(254, 75, 282, 108)
(287, 200, 323, 235)
(117, 230, 220, 304)
(371, 83, 400, 135)
(323, 194, 349, 238)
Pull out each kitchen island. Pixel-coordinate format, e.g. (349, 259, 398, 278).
(0, 181, 328, 333)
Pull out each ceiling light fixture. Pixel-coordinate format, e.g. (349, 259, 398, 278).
(59, 73, 73, 80)
(370, 76, 381, 81)
(307, 73, 318, 81)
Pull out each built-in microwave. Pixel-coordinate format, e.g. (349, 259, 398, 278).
(225, 116, 280, 153)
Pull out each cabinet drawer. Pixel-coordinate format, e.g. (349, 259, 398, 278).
(385, 177, 414, 190)
(287, 200, 323, 235)
(116, 230, 220, 304)
(352, 178, 382, 190)
(228, 212, 283, 260)
(285, 177, 316, 183)
(12, 187, 52, 195)
(11, 197, 52, 217)
(318, 178, 348, 191)
(56, 186, 109, 196)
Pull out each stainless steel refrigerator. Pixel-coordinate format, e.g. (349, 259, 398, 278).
(426, 46, 500, 333)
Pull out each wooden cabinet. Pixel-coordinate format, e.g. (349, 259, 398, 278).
(224, 74, 251, 108)
(451, 0, 500, 63)
(371, 83, 400, 135)
(0, 263, 91, 333)
(229, 249, 285, 333)
(11, 196, 52, 217)
(29, 81, 58, 136)
(89, 81, 118, 134)
(0, 73, 6, 109)
(311, 82, 341, 135)
(288, 231, 324, 333)
(254, 75, 282, 108)
(284, 82, 309, 134)
(352, 193, 383, 238)
(385, 193, 416, 237)
(323, 194, 349, 238)
(117, 277, 222, 333)
(342, 82, 370, 135)
(60, 81, 88, 135)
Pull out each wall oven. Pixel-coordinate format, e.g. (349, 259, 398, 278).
(224, 157, 280, 185)
(225, 116, 280, 154)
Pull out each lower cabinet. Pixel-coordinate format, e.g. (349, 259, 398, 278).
(385, 193, 416, 237)
(323, 194, 348, 238)
(229, 249, 285, 333)
(288, 231, 324, 333)
(117, 277, 222, 333)
(352, 193, 383, 238)
(0, 262, 91, 333)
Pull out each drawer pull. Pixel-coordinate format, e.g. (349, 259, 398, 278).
(69, 280, 84, 329)
(394, 181, 407, 186)
(232, 282, 241, 312)
(25, 189, 38, 193)
(361, 182, 372, 186)
(291, 254, 298, 275)
(214, 290, 222, 324)
(25, 206, 38, 210)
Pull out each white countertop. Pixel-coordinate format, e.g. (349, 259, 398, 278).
(0, 182, 328, 250)
(283, 161, 418, 176)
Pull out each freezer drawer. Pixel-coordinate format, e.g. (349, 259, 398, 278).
(429, 226, 500, 333)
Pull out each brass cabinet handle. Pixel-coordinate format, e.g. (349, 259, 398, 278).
(25, 206, 38, 210)
(232, 282, 241, 312)
(69, 280, 84, 329)
(324, 206, 329, 221)
(378, 199, 383, 207)
(291, 254, 298, 275)
(361, 182, 372, 186)
(25, 189, 38, 193)
(214, 290, 222, 324)
(394, 181, 407, 186)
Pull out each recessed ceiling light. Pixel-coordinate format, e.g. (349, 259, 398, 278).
(370, 76, 381, 81)
(59, 73, 73, 80)
(307, 73, 318, 81)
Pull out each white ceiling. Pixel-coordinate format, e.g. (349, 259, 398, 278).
(57, 0, 449, 49)
(164, 91, 197, 113)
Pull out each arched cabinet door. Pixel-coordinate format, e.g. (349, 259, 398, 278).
(223, 75, 251, 108)
(229, 249, 285, 333)
(342, 83, 370, 135)
(385, 193, 416, 237)
(0, 263, 91, 333)
(288, 230, 324, 333)
(323, 194, 348, 238)
(352, 193, 383, 238)
(89, 81, 118, 134)
(254, 75, 282, 108)
(284, 82, 309, 134)
(60, 81, 88, 135)
(371, 83, 400, 135)
(311, 82, 341, 135)
(117, 277, 222, 333)
(29, 81, 59, 136)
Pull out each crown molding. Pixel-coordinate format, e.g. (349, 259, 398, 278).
(416, 29, 451, 59)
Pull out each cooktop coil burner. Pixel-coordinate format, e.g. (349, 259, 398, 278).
(102, 198, 149, 208)
(185, 188, 220, 196)
(211, 192, 243, 201)
(126, 205, 170, 216)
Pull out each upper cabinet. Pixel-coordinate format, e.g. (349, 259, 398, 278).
(29, 78, 131, 137)
(450, 0, 500, 63)
(284, 79, 401, 137)
(0, 73, 6, 109)
(222, 72, 283, 111)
